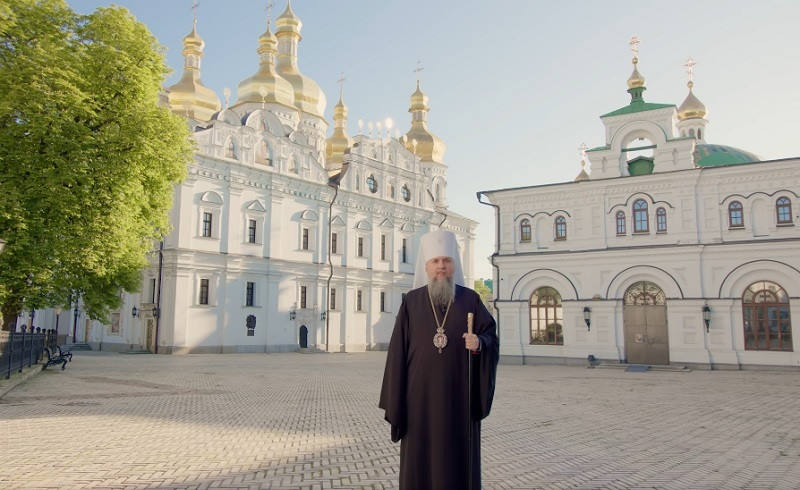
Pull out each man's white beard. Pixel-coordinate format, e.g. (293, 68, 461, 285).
(428, 276, 454, 308)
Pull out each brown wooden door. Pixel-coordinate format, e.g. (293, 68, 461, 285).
(624, 305, 669, 365)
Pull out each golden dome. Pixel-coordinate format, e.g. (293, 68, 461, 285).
(274, 1, 327, 118)
(325, 91, 352, 166)
(627, 57, 645, 89)
(677, 81, 707, 120)
(404, 81, 446, 164)
(167, 20, 221, 122)
(235, 24, 295, 108)
(275, 1, 302, 38)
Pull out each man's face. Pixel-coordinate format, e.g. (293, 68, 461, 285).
(425, 256, 454, 281)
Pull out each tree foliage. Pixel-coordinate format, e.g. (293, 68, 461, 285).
(0, 0, 193, 328)
(473, 279, 493, 311)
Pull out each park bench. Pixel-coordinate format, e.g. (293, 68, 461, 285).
(56, 345, 72, 363)
(42, 347, 69, 370)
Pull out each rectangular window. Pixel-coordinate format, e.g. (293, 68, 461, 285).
(356, 290, 362, 311)
(381, 235, 386, 261)
(357, 237, 364, 257)
(110, 312, 120, 334)
(402, 238, 407, 263)
(330, 288, 336, 310)
(300, 286, 307, 309)
(302, 228, 309, 250)
(248, 219, 257, 243)
(246, 281, 255, 307)
(149, 278, 156, 304)
(199, 278, 209, 305)
(202, 212, 212, 237)
(380, 292, 386, 312)
(331, 232, 338, 254)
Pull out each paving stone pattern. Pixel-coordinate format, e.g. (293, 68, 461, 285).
(1, 352, 799, 489)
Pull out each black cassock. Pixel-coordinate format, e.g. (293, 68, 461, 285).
(379, 284, 499, 490)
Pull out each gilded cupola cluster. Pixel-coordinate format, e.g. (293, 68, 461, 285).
(325, 87, 352, 169)
(167, 19, 221, 122)
(404, 81, 447, 164)
(235, 21, 296, 109)
(272, 1, 327, 118)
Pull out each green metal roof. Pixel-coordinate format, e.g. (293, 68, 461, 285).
(601, 100, 675, 118)
(694, 144, 760, 167)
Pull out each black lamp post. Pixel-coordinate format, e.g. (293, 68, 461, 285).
(583, 306, 591, 331)
(72, 301, 80, 343)
(702, 305, 711, 333)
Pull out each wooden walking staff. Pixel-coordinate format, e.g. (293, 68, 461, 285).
(467, 312, 474, 490)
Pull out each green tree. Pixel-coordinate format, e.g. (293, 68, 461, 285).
(0, 0, 193, 329)
(473, 279, 493, 311)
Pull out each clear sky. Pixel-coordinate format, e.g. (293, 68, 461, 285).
(69, 0, 800, 280)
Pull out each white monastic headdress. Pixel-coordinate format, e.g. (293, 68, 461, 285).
(412, 230, 466, 289)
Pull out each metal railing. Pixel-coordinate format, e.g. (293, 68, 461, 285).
(1, 328, 58, 379)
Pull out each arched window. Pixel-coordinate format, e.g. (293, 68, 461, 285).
(290, 157, 299, 173)
(633, 199, 649, 233)
(519, 219, 531, 243)
(255, 140, 272, 166)
(530, 287, 563, 345)
(616, 211, 626, 235)
(689, 128, 695, 138)
(656, 207, 667, 233)
(435, 183, 441, 202)
(728, 201, 744, 228)
(697, 129, 702, 139)
(742, 281, 792, 351)
(776, 197, 793, 224)
(225, 138, 236, 159)
(554, 216, 567, 240)
(624, 281, 666, 306)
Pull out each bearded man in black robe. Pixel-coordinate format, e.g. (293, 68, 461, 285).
(379, 230, 499, 490)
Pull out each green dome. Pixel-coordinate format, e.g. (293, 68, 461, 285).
(694, 144, 759, 168)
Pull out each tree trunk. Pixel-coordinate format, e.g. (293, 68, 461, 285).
(1, 300, 21, 332)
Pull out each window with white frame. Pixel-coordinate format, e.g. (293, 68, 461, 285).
(198, 191, 223, 239)
(380, 234, 387, 261)
(633, 199, 649, 233)
(331, 232, 339, 254)
(357, 236, 365, 257)
(247, 219, 257, 243)
(402, 238, 408, 263)
(246, 281, 255, 307)
(656, 207, 667, 233)
(199, 278, 210, 305)
(330, 288, 337, 310)
(302, 227, 310, 250)
(356, 289, 363, 311)
(380, 291, 386, 312)
(244, 200, 266, 245)
(300, 286, 307, 309)
(728, 201, 744, 228)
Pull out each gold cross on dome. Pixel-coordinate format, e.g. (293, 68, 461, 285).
(414, 60, 424, 80)
(578, 142, 588, 160)
(684, 57, 696, 83)
(191, 0, 199, 23)
(266, 2, 274, 26)
(629, 35, 640, 58)
(336, 72, 346, 97)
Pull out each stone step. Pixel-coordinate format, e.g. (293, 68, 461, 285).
(595, 362, 691, 372)
(60, 343, 92, 351)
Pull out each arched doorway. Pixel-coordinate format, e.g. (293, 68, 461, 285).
(299, 325, 308, 349)
(623, 281, 669, 365)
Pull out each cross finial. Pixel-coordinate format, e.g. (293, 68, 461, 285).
(629, 35, 640, 61)
(192, 0, 199, 25)
(413, 60, 424, 81)
(266, 1, 274, 27)
(578, 143, 588, 161)
(684, 57, 696, 85)
(337, 72, 346, 99)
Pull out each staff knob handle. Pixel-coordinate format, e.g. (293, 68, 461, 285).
(467, 312, 474, 335)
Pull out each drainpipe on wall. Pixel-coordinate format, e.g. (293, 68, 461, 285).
(155, 240, 164, 354)
(325, 157, 349, 353)
(476, 192, 511, 360)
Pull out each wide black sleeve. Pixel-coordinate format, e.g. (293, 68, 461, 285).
(472, 294, 499, 420)
(378, 296, 409, 442)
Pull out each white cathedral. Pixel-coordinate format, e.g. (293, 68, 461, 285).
(480, 41, 800, 369)
(45, 3, 475, 353)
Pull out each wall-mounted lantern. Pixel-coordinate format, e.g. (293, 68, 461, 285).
(131, 306, 139, 318)
(289, 308, 296, 320)
(702, 305, 711, 333)
(583, 306, 591, 331)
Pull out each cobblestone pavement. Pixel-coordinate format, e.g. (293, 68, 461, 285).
(1, 352, 799, 490)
